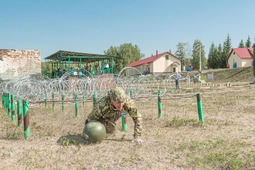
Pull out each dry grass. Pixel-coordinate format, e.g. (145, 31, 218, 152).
(1, 84, 255, 170)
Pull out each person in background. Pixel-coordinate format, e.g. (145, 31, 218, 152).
(174, 71, 182, 89)
(104, 63, 109, 73)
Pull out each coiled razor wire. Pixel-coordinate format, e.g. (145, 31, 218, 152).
(0, 67, 203, 103)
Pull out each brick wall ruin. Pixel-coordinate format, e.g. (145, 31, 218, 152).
(0, 49, 41, 80)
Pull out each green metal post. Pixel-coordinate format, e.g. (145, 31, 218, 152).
(17, 99, 22, 127)
(158, 90, 162, 118)
(3, 92, 7, 110)
(196, 93, 204, 124)
(74, 93, 79, 117)
(23, 100, 30, 139)
(68, 57, 71, 73)
(52, 93, 55, 110)
(7, 93, 11, 117)
(121, 89, 134, 131)
(61, 95, 65, 112)
(122, 114, 128, 131)
(93, 91, 97, 107)
(11, 94, 16, 121)
(2, 92, 6, 109)
(110, 58, 114, 73)
(101, 60, 105, 74)
(79, 58, 82, 72)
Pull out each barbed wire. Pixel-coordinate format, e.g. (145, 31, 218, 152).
(0, 67, 229, 103)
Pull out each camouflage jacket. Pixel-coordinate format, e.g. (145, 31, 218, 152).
(87, 95, 142, 138)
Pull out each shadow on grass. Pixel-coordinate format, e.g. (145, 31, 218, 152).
(57, 133, 133, 146)
(103, 138, 132, 142)
(57, 134, 90, 145)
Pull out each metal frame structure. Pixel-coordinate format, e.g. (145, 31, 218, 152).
(44, 50, 115, 78)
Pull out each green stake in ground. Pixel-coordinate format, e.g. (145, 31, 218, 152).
(73, 93, 79, 117)
(11, 94, 16, 121)
(61, 94, 65, 112)
(52, 93, 55, 110)
(158, 90, 162, 118)
(93, 91, 97, 107)
(23, 100, 30, 139)
(121, 114, 128, 131)
(196, 93, 204, 124)
(7, 93, 11, 117)
(17, 99, 22, 127)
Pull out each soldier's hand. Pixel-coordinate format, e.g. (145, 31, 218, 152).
(132, 138, 143, 144)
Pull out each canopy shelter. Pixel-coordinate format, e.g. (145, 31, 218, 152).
(44, 50, 115, 78)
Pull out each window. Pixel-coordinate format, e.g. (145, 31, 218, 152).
(165, 55, 169, 60)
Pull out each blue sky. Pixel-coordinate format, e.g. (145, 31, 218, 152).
(0, 0, 254, 61)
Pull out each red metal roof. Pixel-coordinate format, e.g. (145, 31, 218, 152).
(129, 52, 175, 67)
(232, 48, 253, 59)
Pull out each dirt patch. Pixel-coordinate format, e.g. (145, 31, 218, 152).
(1, 84, 255, 169)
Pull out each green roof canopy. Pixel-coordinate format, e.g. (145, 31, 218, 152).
(45, 50, 115, 63)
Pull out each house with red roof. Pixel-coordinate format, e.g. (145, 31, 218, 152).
(127, 51, 181, 75)
(227, 48, 253, 69)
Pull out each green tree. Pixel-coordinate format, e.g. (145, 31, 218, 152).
(207, 42, 215, 69)
(191, 40, 207, 70)
(104, 43, 142, 73)
(245, 36, 251, 48)
(208, 42, 222, 69)
(174, 42, 190, 71)
(41, 61, 52, 76)
(238, 40, 245, 48)
(217, 44, 223, 68)
(222, 34, 232, 68)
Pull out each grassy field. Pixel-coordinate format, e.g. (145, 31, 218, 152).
(200, 66, 254, 83)
(0, 67, 255, 169)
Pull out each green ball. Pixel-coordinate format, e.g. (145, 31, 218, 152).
(83, 121, 106, 143)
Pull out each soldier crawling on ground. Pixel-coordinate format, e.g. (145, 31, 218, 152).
(84, 87, 143, 144)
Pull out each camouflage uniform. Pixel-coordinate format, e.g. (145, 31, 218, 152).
(86, 87, 142, 138)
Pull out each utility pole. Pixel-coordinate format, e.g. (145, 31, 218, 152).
(199, 43, 202, 72)
(199, 43, 202, 81)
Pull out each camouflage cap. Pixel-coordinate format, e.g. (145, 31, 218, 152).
(109, 87, 127, 103)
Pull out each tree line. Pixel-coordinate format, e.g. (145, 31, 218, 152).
(106, 35, 254, 73)
(42, 35, 254, 75)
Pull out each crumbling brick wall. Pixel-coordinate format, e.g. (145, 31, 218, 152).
(0, 49, 41, 80)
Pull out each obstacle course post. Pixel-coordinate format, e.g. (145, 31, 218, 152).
(196, 93, 204, 124)
(7, 93, 11, 117)
(122, 114, 127, 131)
(11, 94, 16, 120)
(73, 93, 79, 117)
(121, 89, 133, 131)
(93, 91, 97, 107)
(158, 90, 162, 118)
(61, 94, 65, 112)
(23, 100, 30, 139)
(17, 99, 22, 127)
(52, 92, 55, 110)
